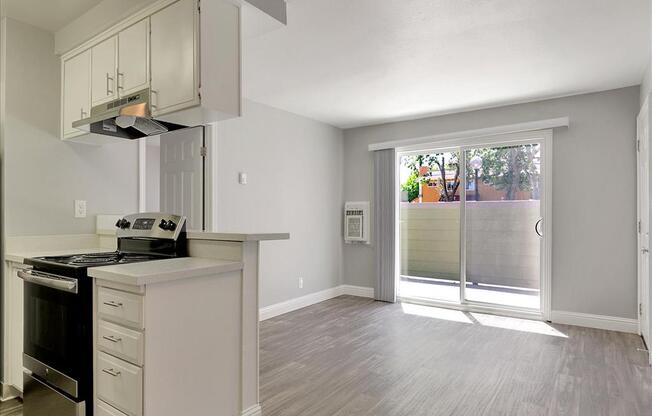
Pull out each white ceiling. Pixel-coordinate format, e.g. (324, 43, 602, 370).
(243, 0, 651, 128)
(3, 0, 103, 32)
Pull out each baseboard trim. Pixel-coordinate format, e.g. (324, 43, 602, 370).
(551, 310, 639, 334)
(1, 382, 21, 401)
(260, 285, 375, 321)
(241, 404, 262, 416)
(340, 284, 375, 298)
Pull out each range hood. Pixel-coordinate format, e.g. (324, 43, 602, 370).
(72, 88, 187, 140)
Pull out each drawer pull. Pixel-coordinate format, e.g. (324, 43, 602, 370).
(102, 368, 121, 377)
(103, 301, 123, 308)
(102, 335, 122, 343)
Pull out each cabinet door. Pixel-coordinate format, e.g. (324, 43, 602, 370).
(150, 0, 198, 114)
(91, 36, 118, 106)
(4, 263, 25, 391)
(118, 19, 149, 97)
(62, 50, 91, 138)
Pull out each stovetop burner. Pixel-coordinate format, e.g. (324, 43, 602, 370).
(39, 251, 164, 267)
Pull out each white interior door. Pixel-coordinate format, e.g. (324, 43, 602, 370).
(637, 98, 651, 359)
(160, 127, 205, 230)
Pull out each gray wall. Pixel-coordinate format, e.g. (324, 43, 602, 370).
(3, 19, 139, 236)
(639, 0, 652, 106)
(145, 137, 161, 212)
(343, 86, 640, 319)
(216, 100, 344, 307)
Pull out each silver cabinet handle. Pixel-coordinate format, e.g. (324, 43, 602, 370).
(103, 301, 123, 308)
(106, 72, 114, 95)
(102, 335, 123, 343)
(643, 248, 650, 254)
(151, 89, 158, 109)
(17, 269, 78, 294)
(117, 71, 124, 90)
(102, 368, 121, 377)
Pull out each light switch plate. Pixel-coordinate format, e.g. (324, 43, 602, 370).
(239, 172, 248, 185)
(75, 200, 87, 218)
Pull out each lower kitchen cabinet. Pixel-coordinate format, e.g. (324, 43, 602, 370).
(97, 399, 129, 416)
(97, 352, 143, 416)
(2, 261, 27, 394)
(93, 270, 242, 416)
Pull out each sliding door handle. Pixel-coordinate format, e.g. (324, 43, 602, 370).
(535, 218, 543, 237)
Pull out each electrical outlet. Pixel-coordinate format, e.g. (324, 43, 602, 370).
(299, 277, 304, 289)
(74, 200, 87, 218)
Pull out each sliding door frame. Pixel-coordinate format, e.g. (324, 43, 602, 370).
(396, 129, 553, 321)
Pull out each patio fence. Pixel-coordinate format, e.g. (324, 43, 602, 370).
(400, 200, 541, 289)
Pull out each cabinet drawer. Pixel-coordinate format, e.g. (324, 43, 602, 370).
(98, 288, 144, 329)
(97, 352, 143, 416)
(98, 320, 144, 366)
(97, 400, 129, 416)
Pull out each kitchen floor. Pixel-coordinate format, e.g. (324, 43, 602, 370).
(5, 296, 651, 415)
(0, 399, 21, 416)
(260, 295, 652, 416)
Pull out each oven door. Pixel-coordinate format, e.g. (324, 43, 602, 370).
(20, 269, 85, 397)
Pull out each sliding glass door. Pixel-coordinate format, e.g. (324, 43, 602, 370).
(463, 143, 542, 310)
(399, 150, 461, 302)
(398, 135, 547, 314)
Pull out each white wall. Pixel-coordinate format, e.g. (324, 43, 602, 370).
(2, 18, 139, 236)
(54, 0, 157, 54)
(640, 0, 652, 106)
(216, 100, 343, 307)
(343, 86, 640, 320)
(145, 137, 161, 212)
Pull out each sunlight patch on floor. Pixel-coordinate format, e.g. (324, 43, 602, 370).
(401, 303, 473, 324)
(400, 279, 540, 309)
(400, 303, 568, 337)
(469, 312, 567, 337)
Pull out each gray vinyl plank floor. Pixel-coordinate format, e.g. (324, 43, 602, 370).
(4, 296, 651, 415)
(0, 399, 22, 416)
(260, 296, 652, 416)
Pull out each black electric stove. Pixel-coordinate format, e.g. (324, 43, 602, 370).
(21, 213, 187, 416)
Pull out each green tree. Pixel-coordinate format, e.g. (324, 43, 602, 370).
(402, 144, 540, 202)
(466, 144, 539, 200)
(401, 152, 460, 201)
(402, 172, 420, 202)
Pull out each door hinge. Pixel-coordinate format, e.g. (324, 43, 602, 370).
(198, 0, 201, 13)
(640, 303, 643, 316)
(637, 139, 641, 152)
(200, 146, 207, 157)
(639, 221, 642, 233)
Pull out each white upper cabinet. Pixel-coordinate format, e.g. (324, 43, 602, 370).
(91, 36, 118, 106)
(150, 0, 198, 115)
(62, 49, 91, 138)
(60, 0, 241, 144)
(118, 19, 150, 97)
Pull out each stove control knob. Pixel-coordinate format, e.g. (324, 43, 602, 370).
(159, 219, 169, 230)
(167, 221, 177, 231)
(121, 219, 131, 229)
(115, 219, 122, 228)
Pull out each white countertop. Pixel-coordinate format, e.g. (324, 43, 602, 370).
(88, 257, 244, 286)
(5, 247, 109, 264)
(186, 231, 290, 242)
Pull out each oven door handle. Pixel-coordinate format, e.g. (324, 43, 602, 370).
(18, 270, 78, 294)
